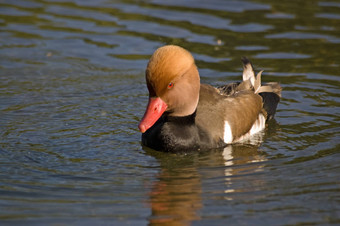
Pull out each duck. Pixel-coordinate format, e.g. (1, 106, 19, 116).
(138, 45, 281, 152)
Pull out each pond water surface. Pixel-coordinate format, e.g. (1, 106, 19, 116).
(1, 0, 340, 225)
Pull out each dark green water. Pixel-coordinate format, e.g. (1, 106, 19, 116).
(1, 0, 339, 225)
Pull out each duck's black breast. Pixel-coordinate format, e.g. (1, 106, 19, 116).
(141, 112, 204, 152)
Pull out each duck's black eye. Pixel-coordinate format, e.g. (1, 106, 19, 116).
(168, 82, 174, 89)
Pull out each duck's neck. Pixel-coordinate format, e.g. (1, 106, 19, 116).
(165, 110, 196, 125)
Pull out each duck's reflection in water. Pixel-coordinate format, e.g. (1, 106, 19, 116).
(222, 131, 267, 201)
(146, 131, 267, 226)
(148, 166, 202, 225)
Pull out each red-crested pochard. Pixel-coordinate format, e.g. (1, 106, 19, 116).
(138, 45, 281, 152)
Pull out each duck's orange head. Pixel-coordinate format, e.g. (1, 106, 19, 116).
(138, 45, 200, 133)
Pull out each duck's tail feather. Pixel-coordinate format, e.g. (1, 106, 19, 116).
(241, 57, 255, 86)
(241, 57, 282, 121)
(218, 57, 282, 120)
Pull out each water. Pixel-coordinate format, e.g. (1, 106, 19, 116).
(1, 0, 339, 225)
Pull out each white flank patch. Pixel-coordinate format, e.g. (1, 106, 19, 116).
(235, 113, 266, 143)
(249, 113, 266, 135)
(224, 121, 233, 144)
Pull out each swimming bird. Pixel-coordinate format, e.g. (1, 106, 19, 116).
(138, 45, 281, 152)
